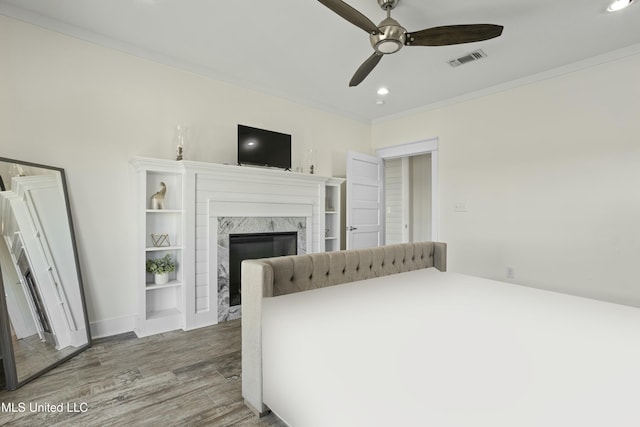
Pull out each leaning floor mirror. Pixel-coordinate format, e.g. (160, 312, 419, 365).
(0, 157, 91, 390)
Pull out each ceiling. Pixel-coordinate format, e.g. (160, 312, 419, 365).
(1, 0, 639, 122)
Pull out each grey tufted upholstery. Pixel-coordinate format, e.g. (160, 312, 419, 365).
(262, 241, 446, 297)
(241, 241, 447, 415)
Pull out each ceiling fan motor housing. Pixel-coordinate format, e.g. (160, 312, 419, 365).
(370, 17, 406, 54)
(377, 0, 399, 10)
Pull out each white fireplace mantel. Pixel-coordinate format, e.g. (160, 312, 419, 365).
(132, 157, 343, 333)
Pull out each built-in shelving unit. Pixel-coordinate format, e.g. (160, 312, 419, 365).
(132, 159, 185, 337)
(132, 156, 345, 335)
(324, 178, 344, 252)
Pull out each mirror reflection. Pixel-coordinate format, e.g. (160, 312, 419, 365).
(0, 158, 90, 389)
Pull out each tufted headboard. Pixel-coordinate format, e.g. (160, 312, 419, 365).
(241, 242, 447, 415)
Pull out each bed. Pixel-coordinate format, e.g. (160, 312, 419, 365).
(241, 242, 640, 426)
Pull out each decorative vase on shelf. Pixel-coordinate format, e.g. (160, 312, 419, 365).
(154, 272, 169, 285)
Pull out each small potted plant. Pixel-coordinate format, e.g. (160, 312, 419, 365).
(146, 254, 176, 285)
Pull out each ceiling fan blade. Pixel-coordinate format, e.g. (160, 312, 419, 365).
(406, 24, 503, 46)
(349, 52, 383, 87)
(318, 0, 380, 34)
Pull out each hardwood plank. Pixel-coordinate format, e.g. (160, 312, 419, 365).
(0, 320, 285, 426)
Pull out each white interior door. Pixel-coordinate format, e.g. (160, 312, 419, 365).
(346, 151, 384, 249)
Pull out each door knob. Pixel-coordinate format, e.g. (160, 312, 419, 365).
(347, 226, 358, 231)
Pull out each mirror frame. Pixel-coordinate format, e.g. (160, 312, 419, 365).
(0, 157, 92, 390)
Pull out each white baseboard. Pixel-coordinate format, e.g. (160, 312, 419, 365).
(89, 314, 136, 339)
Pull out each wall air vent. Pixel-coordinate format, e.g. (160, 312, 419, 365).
(448, 49, 487, 67)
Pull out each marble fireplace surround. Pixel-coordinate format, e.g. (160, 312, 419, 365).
(211, 200, 312, 321)
(187, 161, 333, 330)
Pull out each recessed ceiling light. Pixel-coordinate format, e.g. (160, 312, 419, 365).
(375, 99, 386, 105)
(377, 87, 389, 96)
(607, 0, 635, 12)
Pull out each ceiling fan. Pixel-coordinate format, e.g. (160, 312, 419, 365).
(318, 0, 504, 86)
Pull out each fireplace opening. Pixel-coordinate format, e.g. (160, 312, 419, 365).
(229, 231, 297, 306)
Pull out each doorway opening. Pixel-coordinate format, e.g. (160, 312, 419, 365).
(376, 138, 439, 244)
(384, 153, 432, 244)
(345, 138, 438, 250)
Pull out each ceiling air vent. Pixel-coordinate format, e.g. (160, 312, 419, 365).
(448, 49, 487, 67)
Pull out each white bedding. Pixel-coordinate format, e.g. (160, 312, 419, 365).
(262, 268, 640, 427)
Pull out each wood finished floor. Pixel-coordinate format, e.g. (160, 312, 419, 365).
(0, 320, 286, 426)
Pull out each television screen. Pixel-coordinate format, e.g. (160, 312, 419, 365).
(237, 125, 291, 170)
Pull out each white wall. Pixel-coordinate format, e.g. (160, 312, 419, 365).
(0, 16, 371, 336)
(373, 52, 640, 307)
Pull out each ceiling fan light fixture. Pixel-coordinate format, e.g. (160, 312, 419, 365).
(375, 39, 403, 54)
(370, 17, 406, 54)
(607, 0, 634, 11)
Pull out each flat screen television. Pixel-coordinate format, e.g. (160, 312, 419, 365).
(237, 124, 291, 170)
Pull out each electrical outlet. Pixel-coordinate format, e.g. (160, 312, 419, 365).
(506, 267, 515, 279)
(454, 202, 468, 212)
